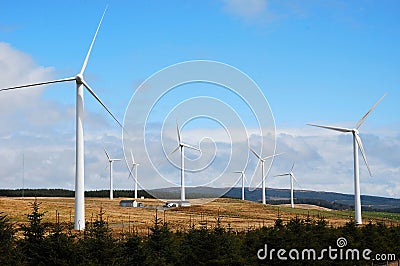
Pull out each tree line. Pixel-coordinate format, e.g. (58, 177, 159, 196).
(0, 189, 152, 199)
(1, 200, 400, 265)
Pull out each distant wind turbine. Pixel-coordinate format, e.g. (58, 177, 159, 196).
(170, 120, 201, 202)
(251, 149, 282, 204)
(233, 170, 247, 200)
(104, 149, 121, 200)
(308, 94, 386, 224)
(128, 150, 140, 199)
(0, 7, 122, 230)
(275, 162, 298, 208)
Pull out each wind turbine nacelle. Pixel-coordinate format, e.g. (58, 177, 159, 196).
(75, 74, 84, 84)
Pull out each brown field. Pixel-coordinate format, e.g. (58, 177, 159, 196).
(0, 197, 398, 236)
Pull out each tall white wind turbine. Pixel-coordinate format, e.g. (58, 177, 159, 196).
(308, 94, 386, 224)
(233, 170, 247, 200)
(0, 7, 122, 230)
(250, 149, 282, 204)
(170, 120, 200, 202)
(275, 162, 298, 208)
(104, 149, 121, 200)
(128, 150, 140, 199)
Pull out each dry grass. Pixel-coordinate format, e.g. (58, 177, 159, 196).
(0, 197, 398, 236)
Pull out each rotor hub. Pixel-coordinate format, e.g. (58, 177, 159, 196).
(75, 74, 84, 84)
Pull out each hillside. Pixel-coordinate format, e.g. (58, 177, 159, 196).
(1, 187, 400, 213)
(1, 197, 400, 265)
(1, 196, 400, 238)
(224, 187, 400, 212)
(148, 186, 400, 212)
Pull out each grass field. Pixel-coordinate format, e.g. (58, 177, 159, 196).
(1, 197, 399, 236)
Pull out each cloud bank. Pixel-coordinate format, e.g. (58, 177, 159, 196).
(1, 43, 399, 199)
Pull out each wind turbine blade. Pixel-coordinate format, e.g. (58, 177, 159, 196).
(355, 93, 387, 129)
(0, 77, 75, 92)
(232, 175, 242, 187)
(250, 148, 262, 160)
(82, 80, 124, 129)
(128, 165, 135, 179)
(182, 143, 201, 152)
(176, 119, 181, 143)
(111, 159, 122, 162)
(291, 173, 298, 182)
(104, 148, 110, 160)
(79, 6, 108, 75)
(255, 179, 263, 189)
(130, 150, 135, 165)
(262, 152, 284, 161)
(290, 161, 296, 172)
(233, 171, 247, 182)
(355, 133, 372, 176)
(274, 173, 289, 177)
(307, 124, 352, 133)
(168, 146, 180, 156)
(291, 173, 302, 189)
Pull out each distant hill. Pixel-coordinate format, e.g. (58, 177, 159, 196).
(148, 186, 400, 213)
(223, 187, 400, 213)
(149, 187, 224, 199)
(1, 187, 399, 213)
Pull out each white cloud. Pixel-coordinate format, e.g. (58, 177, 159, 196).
(221, 0, 268, 21)
(0, 42, 52, 114)
(268, 130, 400, 198)
(122, 122, 400, 199)
(1, 43, 399, 200)
(219, 0, 364, 28)
(0, 43, 125, 191)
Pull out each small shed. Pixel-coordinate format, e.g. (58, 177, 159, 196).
(180, 201, 191, 207)
(165, 200, 191, 208)
(119, 200, 138, 208)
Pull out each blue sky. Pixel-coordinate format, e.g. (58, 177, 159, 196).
(0, 1, 399, 199)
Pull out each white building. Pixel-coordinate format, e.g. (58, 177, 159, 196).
(119, 200, 138, 207)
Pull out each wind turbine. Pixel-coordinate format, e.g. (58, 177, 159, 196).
(128, 150, 140, 199)
(250, 149, 282, 204)
(170, 120, 200, 202)
(233, 170, 247, 200)
(275, 162, 298, 208)
(104, 149, 121, 200)
(308, 94, 386, 224)
(0, 7, 122, 230)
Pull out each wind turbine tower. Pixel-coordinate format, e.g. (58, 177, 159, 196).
(308, 94, 386, 224)
(0, 7, 122, 230)
(275, 162, 298, 208)
(104, 149, 121, 200)
(129, 150, 140, 199)
(170, 120, 200, 202)
(233, 170, 246, 200)
(250, 149, 282, 204)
